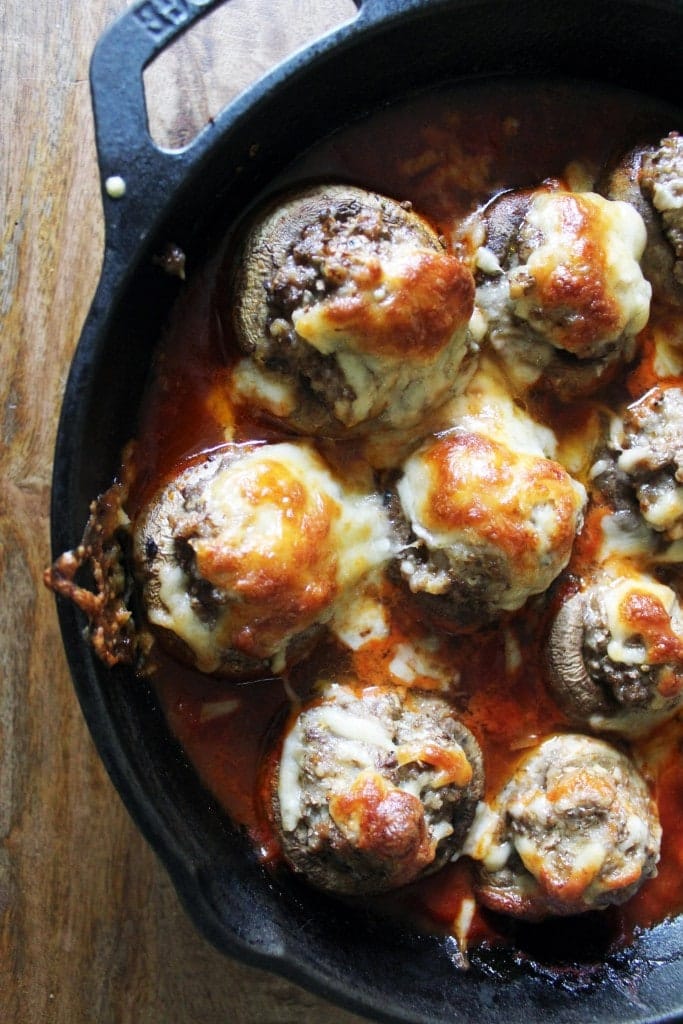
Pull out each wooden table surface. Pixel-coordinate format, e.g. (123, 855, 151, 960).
(1, 2, 367, 1020)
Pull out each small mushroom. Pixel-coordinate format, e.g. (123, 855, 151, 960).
(471, 183, 651, 398)
(601, 133, 683, 308)
(546, 576, 683, 735)
(473, 733, 661, 920)
(617, 385, 683, 540)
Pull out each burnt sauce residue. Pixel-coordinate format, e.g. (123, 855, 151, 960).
(129, 81, 683, 963)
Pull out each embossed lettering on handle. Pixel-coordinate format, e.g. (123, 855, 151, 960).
(134, 0, 217, 43)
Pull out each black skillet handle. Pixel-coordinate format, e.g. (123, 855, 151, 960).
(90, 0, 230, 263)
(89, 0, 418, 263)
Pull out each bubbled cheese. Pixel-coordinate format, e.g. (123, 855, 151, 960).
(509, 191, 651, 358)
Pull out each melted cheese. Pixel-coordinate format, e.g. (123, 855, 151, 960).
(332, 587, 390, 650)
(509, 191, 651, 357)
(445, 357, 558, 457)
(152, 443, 394, 671)
(278, 715, 307, 832)
(600, 576, 682, 665)
(397, 425, 586, 612)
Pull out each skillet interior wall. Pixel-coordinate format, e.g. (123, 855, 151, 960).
(51, 2, 683, 1023)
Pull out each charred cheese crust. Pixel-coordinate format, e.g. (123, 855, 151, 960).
(397, 428, 586, 613)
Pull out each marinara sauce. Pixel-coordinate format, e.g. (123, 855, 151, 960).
(124, 80, 683, 954)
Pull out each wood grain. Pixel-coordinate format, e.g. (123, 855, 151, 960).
(1, 1, 365, 1020)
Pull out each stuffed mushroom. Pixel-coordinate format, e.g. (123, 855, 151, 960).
(393, 428, 586, 631)
(228, 183, 476, 437)
(471, 733, 661, 920)
(617, 385, 683, 539)
(132, 442, 393, 676)
(271, 681, 484, 895)
(546, 574, 683, 735)
(469, 185, 651, 395)
(601, 132, 683, 308)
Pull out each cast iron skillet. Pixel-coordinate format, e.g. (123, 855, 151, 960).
(51, 1, 683, 1021)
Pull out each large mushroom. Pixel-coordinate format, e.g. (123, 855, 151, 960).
(270, 680, 484, 895)
(132, 442, 393, 677)
(226, 183, 476, 437)
(546, 574, 683, 735)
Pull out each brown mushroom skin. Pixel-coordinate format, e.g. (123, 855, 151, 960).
(270, 682, 485, 895)
(601, 133, 683, 308)
(226, 183, 476, 437)
(469, 184, 651, 398)
(546, 577, 683, 735)
(474, 734, 661, 921)
(618, 385, 683, 539)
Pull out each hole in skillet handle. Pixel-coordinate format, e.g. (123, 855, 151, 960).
(143, 0, 359, 151)
(89, 0, 371, 272)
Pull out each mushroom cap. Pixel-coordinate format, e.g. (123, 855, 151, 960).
(618, 384, 683, 539)
(546, 577, 683, 735)
(472, 185, 651, 398)
(227, 183, 475, 437)
(473, 733, 661, 920)
(132, 442, 393, 677)
(393, 428, 586, 632)
(600, 136, 683, 308)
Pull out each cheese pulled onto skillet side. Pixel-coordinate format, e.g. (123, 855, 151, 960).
(45, 106, 683, 947)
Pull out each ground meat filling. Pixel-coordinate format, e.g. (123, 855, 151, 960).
(256, 200, 394, 410)
(396, 541, 511, 633)
(272, 683, 484, 895)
